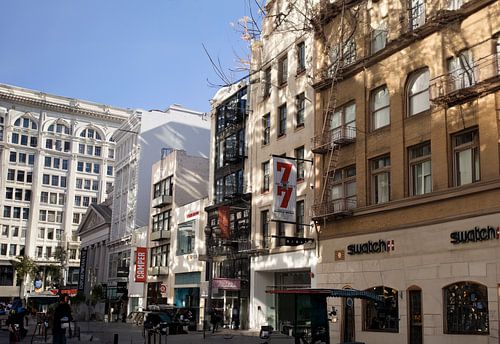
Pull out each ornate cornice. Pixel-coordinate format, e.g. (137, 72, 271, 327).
(0, 92, 131, 124)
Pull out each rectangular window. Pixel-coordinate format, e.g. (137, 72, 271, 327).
(75, 196, 81, 207)
(87, 145, 93, 155)
(20, 135, 28, 146)
(11, 227, 19, 237)
(409, 0, 425, 30)
(276, 222, 285, 247)
(1, 225, 8, 237)
(297, 42, 306, 73)
(296, 93, 305, 127)
(73, 213, 80, 224)
(453, 129, 480, 186)
(371, 86, 390, 130)
(296, 200, 305, 237)
(12, 133, 19, 144)
(47, 228, 54, 240)
(5, 188, 13, 199)
(3, 206, 11, 218)
(64, 141, 71, 152)
(13, 207, 21, 219)
(24, 190, 31, 202)
(7, 169, 15, 181)
(95, 146, 101, 156)
(77, 162, 84, 172)
(93, 164, 100, 174)
(107, 166, 113, 176)
(44, 157, 51, 167)
(53, 158, 60, 169)
(46, 139, 53, 149)
(9, 152, 16, 162)
(262, 161, 270, 192)
(108, 148, 115, 159)
(371, 156, 390, 204)
(176, 221, 195, 255)
(15, 189, 22, 201)
(84, 180, 91, 190)
(295, 146, 305, 181)
(1, 244, 7, 256)
(18, 153, 26, 164)
(92, 180, 99, 191)
(330, 101, 356, 142)
(36, 246, 43, 258)
(409, 142, 432, 196)
(278, 54, 288, 85)
(79, 144, 85, 154)
(85, 162, 92, 173)
(28, 154, 35, 165)
(371, 23, 388, 54)
(22, 208, 29, 220)
(262, 114, 271, 145)
(263, 67, 271, 98)
(58, 194, 65, 205)
(17, 170, 25, 182)
(27, 172, 32, 183)
(62, 159, 68, 170)
(448, 50, 475, 92)
(261, 210, 269, 248)
(30, 136, 37, 147)
(83, 197, 90, 207)
(278, 104, 287, 137)
(51, 175, 59, 186)
(76, 178, 83, 189)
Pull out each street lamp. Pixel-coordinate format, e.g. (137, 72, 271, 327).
(203, 224, 220, 338)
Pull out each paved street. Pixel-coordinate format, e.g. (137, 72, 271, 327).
(0, 321, 275, 344)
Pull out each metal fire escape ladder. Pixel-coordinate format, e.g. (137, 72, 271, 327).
(318, 1, 347, 209)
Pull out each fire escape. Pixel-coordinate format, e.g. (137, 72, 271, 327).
(311, 1, 356, 221)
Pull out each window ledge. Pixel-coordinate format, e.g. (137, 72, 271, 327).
(405, 109, 431, 121)
(368, 125, 390, 135)
(296, 68, 306, 77)
(277, 134, 287, 140)
(295, 123, 305, 131)
(356, 179, 500, 217)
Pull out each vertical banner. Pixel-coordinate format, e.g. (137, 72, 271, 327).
(77, 248, 87, 292)
(272, 156, 297, 222)
(135, 247, 147, 283)
(218, 205, 230, 239)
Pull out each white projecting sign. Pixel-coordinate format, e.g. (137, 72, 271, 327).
(272, 156, 297, 223)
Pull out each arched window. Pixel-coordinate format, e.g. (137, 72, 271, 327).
(363, 286, 399, 332)
(407, 68, 430, 116)
(14, 116, 38, 130)
(80, 128, 102, 140)
(48, 122, 70, 135)
(443, 282, 489, 334)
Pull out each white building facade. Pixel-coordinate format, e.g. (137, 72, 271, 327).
(0, 83, 131, 299)
(109, 106, 210, 314)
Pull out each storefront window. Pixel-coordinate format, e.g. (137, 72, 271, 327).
(363, 286, 399, 332)
(444, 282, 489, 334)
(177, 221, 195, 255)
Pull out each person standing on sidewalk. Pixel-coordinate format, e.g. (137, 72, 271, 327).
(52, 295, 73, 344)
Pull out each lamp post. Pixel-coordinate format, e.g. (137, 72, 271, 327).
(203, 224, 220, 339)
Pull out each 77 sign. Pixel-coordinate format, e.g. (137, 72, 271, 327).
(272, 156, 297, 223)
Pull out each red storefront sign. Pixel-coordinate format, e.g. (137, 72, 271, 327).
(213, 278, 241, 291)
(135, 247, 147, 283)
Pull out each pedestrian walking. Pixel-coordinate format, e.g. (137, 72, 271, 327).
(52, 295, 73, 344)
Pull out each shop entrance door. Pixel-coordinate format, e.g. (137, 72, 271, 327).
(342, 297, 355, 343)
(408, 289, 422, 344)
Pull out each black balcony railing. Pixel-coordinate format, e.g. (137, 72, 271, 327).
(430, 53, 499, 104)
(312, 198, 356, 219)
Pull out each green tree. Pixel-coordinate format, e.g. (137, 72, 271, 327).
(13, 256, 38, 297)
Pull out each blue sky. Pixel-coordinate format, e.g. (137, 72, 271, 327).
(0, 1, 257, 113)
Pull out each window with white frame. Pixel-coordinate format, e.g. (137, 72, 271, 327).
(296, 93, 305, 127)
(448, 50, 475, 92)
(278, 103, 287, 137)
(262, 161, 270, 192)
(297, 42, 306, 73)
(371, 86, 390, 130)
(177, 221, 195, 255)
(262, 113, 271, 145)
(150, 244, 169, 267)
(371, 156, 390, 204)
(453, 129, 480, 186)
(371, 21, 388, 54)
(330, 101, 356, 141)
(409, 0, 425, 30)
(330, 37, 356, 69)
(407, 68, 430, 116)
(295, 146, 305, 181)
(329, 165, 357, 212)
(409, 142, 432, 196)
(278, 54, 288, 85)
(263, 67, 271, 98)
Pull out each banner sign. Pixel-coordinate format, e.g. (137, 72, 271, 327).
(77, 248, 87, 292)
(272, 156, 297, 223)
(218, 206, 230, 239)
(213, 278, 241, 291)
(135, 247, 147, 283)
